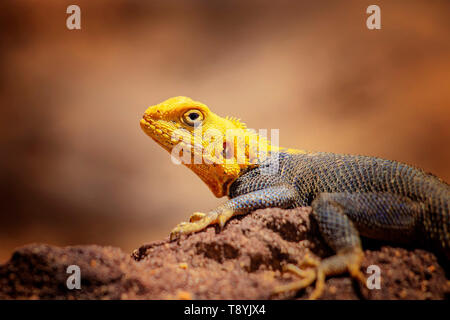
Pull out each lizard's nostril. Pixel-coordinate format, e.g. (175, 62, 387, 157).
(142, 106, 164, 121)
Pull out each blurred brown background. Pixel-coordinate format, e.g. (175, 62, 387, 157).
(0, 0, 449, 263)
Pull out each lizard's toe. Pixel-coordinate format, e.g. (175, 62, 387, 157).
(169, 223, 185, 241)
(169, 214, 216, 241)
(217, 209, 234, 228)
(273, 254, 321, 298)
(273, 264, 317, 296)
(347, 250, 366, 285)
(189, 212, 206, 222)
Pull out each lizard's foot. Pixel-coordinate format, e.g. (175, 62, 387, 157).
(169, 209, 235, 241)
(273, 249, 365, 300)
(170, 212, 212, 241)
(273, 254, 321, 299)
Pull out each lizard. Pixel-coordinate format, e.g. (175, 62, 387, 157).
(140, 96, 450, 299)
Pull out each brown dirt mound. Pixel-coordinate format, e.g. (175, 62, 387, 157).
(0, 208, 448, 299)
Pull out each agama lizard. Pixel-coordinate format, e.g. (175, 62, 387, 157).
(140, 96, 449, 299)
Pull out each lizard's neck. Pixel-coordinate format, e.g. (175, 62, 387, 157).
(185, 133, 306, 198)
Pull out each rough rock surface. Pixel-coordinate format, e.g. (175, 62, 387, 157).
(0, 208, 448, 299)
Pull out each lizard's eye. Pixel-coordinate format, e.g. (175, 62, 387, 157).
(182, 109, 204, 126)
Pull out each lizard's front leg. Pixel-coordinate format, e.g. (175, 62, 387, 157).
(169, 184, 298, 240)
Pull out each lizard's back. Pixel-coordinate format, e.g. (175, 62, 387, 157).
(230, 152, 450, 257)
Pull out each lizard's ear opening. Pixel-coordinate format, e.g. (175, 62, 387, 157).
(182, 109, 204, 127)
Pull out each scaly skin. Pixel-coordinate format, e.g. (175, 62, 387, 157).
(140, 96, 450, 299)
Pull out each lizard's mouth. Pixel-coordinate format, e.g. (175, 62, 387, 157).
(140, 117, 176, 151)
(140, 117, 156, 137)
(140, 117, 155, 133)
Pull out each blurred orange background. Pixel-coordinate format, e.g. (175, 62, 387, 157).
(1, 0, 449, 263)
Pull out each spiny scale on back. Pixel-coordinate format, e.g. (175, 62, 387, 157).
(140, 96, 449, 299)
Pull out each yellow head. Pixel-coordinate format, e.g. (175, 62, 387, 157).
(140, 96, 275, 197)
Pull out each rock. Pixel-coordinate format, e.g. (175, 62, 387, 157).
(0, 208, 448, 299)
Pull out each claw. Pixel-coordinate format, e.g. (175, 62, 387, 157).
(309, 269, 325, 300)
(218, 215, 227, 228)
(169, 226, 183, 241)
(218, 209, 233, 228)
(169, 230, 179, 241)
